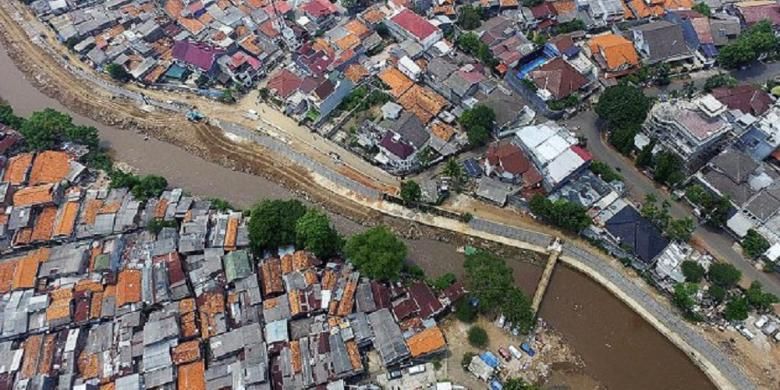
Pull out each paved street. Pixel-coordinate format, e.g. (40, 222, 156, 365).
(563, 102, 780, 297)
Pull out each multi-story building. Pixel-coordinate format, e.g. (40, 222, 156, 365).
(642, 95, 732, 173)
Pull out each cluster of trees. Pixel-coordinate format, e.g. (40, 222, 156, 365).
(109, 170, 168, 201)
(106, 63, 131, 83)
(650, 151, 684, 187)
(459, 104, 496, 147)
(529, 195, 591, 233)
(595, 85, 652, 155)
(692, 2, 711, 16)
(641, 194, 695, 242)
(589, 160, 622, 182)
(718, 21, 778, 69)
(703, 73, 737, 92)
(337, 85, 390, 113)
(467, 326, 489, 348)
(742, 229, 770, 259)
(684, 184, 732, 226)
(400, 180, 422, 204)
(0, 105, 111, 171)
(553, 19, 585, 35)
(456, 32, 499, 68)
(345, 226, 408, 280)
(456, 5, 483, 30)
(464, 251, 535, 333)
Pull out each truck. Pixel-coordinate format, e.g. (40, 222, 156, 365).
(508, 345, 523, 360)
(498, 347, 512, 361)
(407, 364, 426, 375)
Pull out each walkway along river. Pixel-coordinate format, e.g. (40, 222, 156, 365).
(0, 41, 720, 389)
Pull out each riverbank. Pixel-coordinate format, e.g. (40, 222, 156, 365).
(0, 6, 732, 389)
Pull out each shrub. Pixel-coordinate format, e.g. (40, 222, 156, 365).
(467, 326, 489, 348)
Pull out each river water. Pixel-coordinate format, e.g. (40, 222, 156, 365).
(0, 43, 715, 390)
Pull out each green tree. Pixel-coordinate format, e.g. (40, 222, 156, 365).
(521, 0, 543, 6)
(131, 175, 168, 201)
(455, 298, 477, 323)
(595, 84, 652, 130)
(344, 226, 407, 280)
(682, 260, 706, 283)
(400, 180, 422, 204)
(460, 104, 495, 147)
(742, 229, 770, 258)
(708, 285, 727, 303)
(554, 19, 585, 34)
(106, 63, 131, 82)
(589, 160, 622, 182)
(746, 281, 779, 313)
(505, 378, 541, 390)
(467, 326, 488, 348)
(456, 32, 498, 67)
(20, 108, 74, 151)
(703, 73, 737, 91)
(0, 103, 24, 129)
(147, 218, 177, 235)
(692, 2, 711, 16)
(724, 296, 749, 321)
(666, 217, 695, 242)
(64, 125, 100, 149)
(708, 262, 742, 288)
(209, 198, 234, 212)
(430, 273, 456, 290)
(248, 199, 307, 255)
(608, 125, 640, 155)
(464, 251, 514, 313)
(461, 352, 476, 369)
(109, 169, 140, 189)
(718, 41, 756, 69)
(457, 5, 482, 30)
(718, 21, 778, 69)
(502, 287, 535, 333)
(653, 151, 684, 187)
(295, 209, 343, 259)
(635, 141, 654, 167)
(443, 157, 465, 189)
(673, 282, 698, 313)
(529, 195, 592, 233)
(220, 88, 236, 103)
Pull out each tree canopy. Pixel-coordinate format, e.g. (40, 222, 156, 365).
(718, 21, 778, 69)
(295, 209, 343, 260)
(724, 296, 749, 321)
(666, 217, 695, 242)
(400, 180, 422, 204)
(459, 104, 495, 147)
(20, 108, 73, 151)
(692, 2, 711, 16)
(505, 378, 541, 390)
(652, 151, 684, 187)
(707, 262, 741, 288)
(703, 73, 737, 92)
(589, 161, 622, 182)
(742, 229, 770, 258)
(682, 260, 706, 283)
(529, 195, 592, 233)
(467, 326, 489, 348)
(248, 199, 307, 255)
(502, 287, 535, 333)
(344, 226, 407, 281)
(456, 32, 499, 68)
(746, 281, 779, 313)
(596, 84, 652, 130)
(457, 5, 482, 30)
(0, 102, 24, 129)
(673, 282, 699, 317)
(106, 63, 131, 82)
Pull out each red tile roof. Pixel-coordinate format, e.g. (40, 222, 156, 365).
(267, 69, 302, 99)
(711, 85, 774, 116)
(486, 141, 531, 176)
(172, 41, 225, 72)
(529, 57, 589, 100)
(391, 9, 439, 41)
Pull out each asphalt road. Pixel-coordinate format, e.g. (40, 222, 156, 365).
(563, 64, 780, 296)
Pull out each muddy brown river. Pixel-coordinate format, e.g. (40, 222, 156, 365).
(0, 43, 714, 390)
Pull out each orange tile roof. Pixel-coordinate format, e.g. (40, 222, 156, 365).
(178, 361, 206, 390)
(224, 216, 239, 250)
(154, 198, 168, 219)
(179, 297, 196, 313)
(623, 2, 635, 18)
(290, 340, 302, 373)
(433, 5, 456, 15)
(292, 251, 310, 271)
(398, 85, 447, 124)
(90, 292, 103, 320)
(406, 325, 446, 357)
(46, 288, 72, 321)
(181, 311, 199, 338)
(178, 17, 206, 35)
(21, 334, 42, 379)
(14, 228, 33, 247)
(321, 269, 337, 290)
(630, 0, 664, 18)
(335, 33, 361, 51)
(304, 269, 318, 285)
(29, 151, 70, 185)
(345, 20, 370, 38)
(100, 201, 122, 215)
(336, 280, 357, 316)
(13, 183, 56, 207)
(0, 260, 19, 293)
(198, 12, 214, 25)
(4, 153, 33, 185)
(116, 269, 141, 308)
(75, 279, 104, 293)
(588, 34, 640, 71)
(198, 292, 225, 339)
(30, 206, 57, 242)
(173, 340, 201, 365)
(100, 383, 115, 390)
(379, 67, 414, 98)
(431, 122, 456, 142)
(344, 64, 368, 83)
(281, 254, 293, 274)
(346, 340, 363, 370)
(289, 290, 301, 316)
(551, 0, 576, 13)
(77, 352, 99, 379)
(39, 334, 56, 376)
(361, 8, 385, 24)
(664, 0, 693, 9)
(261, 258, 283, 296)
(12, 248, 48, 290)
(83, 199, 104, 225)
(53, 201, 79, 238)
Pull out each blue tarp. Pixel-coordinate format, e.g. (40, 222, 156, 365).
(480, 351, 500, 368)
(520, 342, 536, 357)
(490, 380, 504, 390)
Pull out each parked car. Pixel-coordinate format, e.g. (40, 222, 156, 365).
(508, 345, 523, 360)
(520, 342, 536, 357)
(407, 364, 426, 375)
(386, 370, 402, 380)
(498, 347, 512, 361)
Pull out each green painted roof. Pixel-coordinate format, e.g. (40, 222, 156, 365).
(224, 249, 252, 282)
